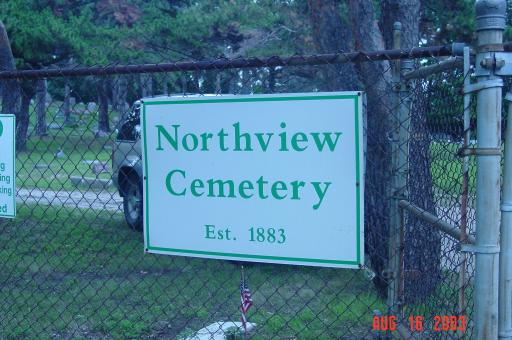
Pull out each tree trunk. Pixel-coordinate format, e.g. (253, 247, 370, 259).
(180, 74, 188, 94)
(0, 20, 22, 147)
(140, 74, 153, 97)
(307, 0, 360, 91)
(162, 76, 169, 95)
(35, 79, 47, 136)
(215, 73, 221, 94)
(97, 78, 110, 135)
(63, 80, 71, 123)
(17, 83, 32, 150)
(380, 0, 440, 302)
(113, 76, 128, 113)
(240, 69, 251, 94)
(267, 68, 276, 93)
(228, 71, 238, 94)
(380, 0, 421, 50)
(348, 0, 394, 296)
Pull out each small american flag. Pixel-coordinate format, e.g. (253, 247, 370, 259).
(240, 270, 253, 331)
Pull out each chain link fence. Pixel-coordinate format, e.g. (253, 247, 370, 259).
(0, 46, 481, 339)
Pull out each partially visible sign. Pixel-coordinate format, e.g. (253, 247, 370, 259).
(141, 93, 364, 268)
(0, 115, 15, 218)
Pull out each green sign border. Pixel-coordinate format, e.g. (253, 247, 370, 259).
(141, 94, 363, 267)
(0, 114, 16, 218)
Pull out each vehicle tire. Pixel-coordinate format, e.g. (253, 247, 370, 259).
(123, 174, 143, 231)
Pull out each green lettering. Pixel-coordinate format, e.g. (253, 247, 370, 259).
(311, 181, 331, 210)
(271, 181, 287, 199)
(182, 133, 199, 151)
(218, 129, 229, 151)
(233, 122, 252, 151)
(290, 180, 306, 200)
(191, 179, 204, 197)
(311, 132, 343, 151)
(165, 169, 186, 196)
(200, 133, 213, 151)
(205, 225, 215, 239)
(156, 124, 180, 151)
(239, 180, 254, 198)
(279, 122, 288, 151)
(255, 132, 273, 152)
(256, 176, 269, 199)
(291, 132, 308, 151)
(207, 179, 236, 198)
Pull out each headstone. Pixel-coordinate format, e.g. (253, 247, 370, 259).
(74, 102, 85, 114)
(87, 102, 97, 113)
(34, 163, 50, 170)
(69, 175, 112, 189)
(95, 130, 110, 138)
(48, 122, 62, 129)
(91, 161, 110, 175)
(55, 149, 66, 159)
(45, 93, 52, 106)
(185, 321, 256, 340)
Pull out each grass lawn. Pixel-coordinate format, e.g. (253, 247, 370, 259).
(0, 204, 385, 339)
(430, 141, 477, 198)
(16, 102, 119, 193)
(7, 102, 472, 338)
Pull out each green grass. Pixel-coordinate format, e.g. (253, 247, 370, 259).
(16, 102, 119, 192)
(430, 141, 477, 198)
(401, 269, 474, 338)
(0, 205, 385, 339)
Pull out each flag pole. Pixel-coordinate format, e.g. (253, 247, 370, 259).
(241, 264, 248, 340)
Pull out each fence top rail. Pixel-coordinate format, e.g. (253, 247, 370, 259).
(403, 57, 464, 80)
(0, 44, 463, 80)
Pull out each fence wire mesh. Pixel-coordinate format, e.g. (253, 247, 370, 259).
(399, 62, 475, 338)
(0, 49, 476, 339)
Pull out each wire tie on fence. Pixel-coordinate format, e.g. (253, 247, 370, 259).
(463, 78, 503, 94)
(499, 330, 512, 337)
(456, 147, 501, 157)
(505, 92, 512, 102)
(501, 202, 512, 212)
(460, 244, 500, 254)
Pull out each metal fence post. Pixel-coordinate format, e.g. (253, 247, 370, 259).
(473, 1, 506, 338)
(500, 50, 512, 340)
(459, 45, 471, 322)
(500, 92, 512, 339)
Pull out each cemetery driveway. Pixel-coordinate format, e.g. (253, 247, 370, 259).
(16, 187, 123, 212)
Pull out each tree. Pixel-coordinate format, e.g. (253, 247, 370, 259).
(304, 0, 442, 299)
(0, 20, 22, 149)
(348, 0, 395, 296)
(0, 1, 82, 149)
(35, 79, 47, 136)
(306, 0, 359, 91)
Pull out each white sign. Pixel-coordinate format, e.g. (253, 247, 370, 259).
(0, 114, 15, 218)
(141, 92, 363, 268)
